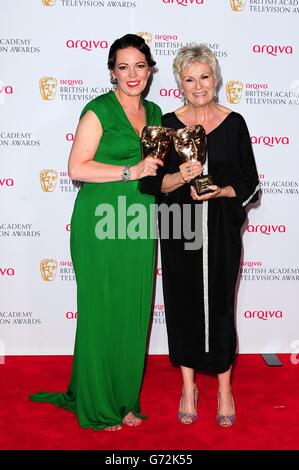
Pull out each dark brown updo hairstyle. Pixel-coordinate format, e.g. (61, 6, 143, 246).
(107, 33, 156, 70)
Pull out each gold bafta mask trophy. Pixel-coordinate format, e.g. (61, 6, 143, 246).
(141, 126, 173, 161)
(173, 125, 213, 195)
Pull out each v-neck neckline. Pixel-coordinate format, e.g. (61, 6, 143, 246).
(173, 111, 234, 137)
(110, 90, 148, 138)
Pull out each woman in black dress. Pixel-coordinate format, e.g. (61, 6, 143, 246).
(141, 45, 260, 427)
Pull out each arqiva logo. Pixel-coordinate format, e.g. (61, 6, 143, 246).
(155, 304, 164, 311)
(251, 136, 289, 147)
(244, 309, 283, 320)
(0, 84, 13, 95)
(65, 311, 78, 320)
(246, 224, 286, 235)
(0, 178, 14, 187)
(66, 133, 74, 142)
(159, 88, 181, 99)
(66, 39, 109, 51)
(0, 267, 15, 276)
(252, 45, 293, 56)
(39, 77, 84, 100)
(240, 260, 262, 267)
(162, 0, 205, 6)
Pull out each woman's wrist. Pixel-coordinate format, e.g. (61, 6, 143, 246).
(129, 164, 137, 181)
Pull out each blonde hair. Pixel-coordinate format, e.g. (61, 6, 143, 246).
(173, 44, 221, 88)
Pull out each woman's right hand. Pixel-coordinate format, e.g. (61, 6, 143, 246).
(132, 157, 164, 180)
(179, 161, 202, 184)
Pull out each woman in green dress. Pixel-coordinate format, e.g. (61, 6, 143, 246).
(30, 34, 163, 431)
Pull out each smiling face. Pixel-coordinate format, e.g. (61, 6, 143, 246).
(180, 61, 216, 108)
(112, 46, 151, 97)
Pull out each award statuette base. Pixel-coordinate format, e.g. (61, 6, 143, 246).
(193, 174, 214, 196)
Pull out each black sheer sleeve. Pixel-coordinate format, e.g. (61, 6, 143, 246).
(230, 115, 260, 207)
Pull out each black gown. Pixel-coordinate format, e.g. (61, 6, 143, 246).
(141, 111, 260, 374)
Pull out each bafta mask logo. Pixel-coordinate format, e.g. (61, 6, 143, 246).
(226, 80, 244, 104)
(40, 259, 57, 281)
(39, 76, 58, 100)
(40, 169, 58, 192)
(136, 32, 153, 46)
(42, 0, 56, 6)
(230, 0, 246, 11)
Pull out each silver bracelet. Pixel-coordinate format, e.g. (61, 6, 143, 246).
(121, 165, 131, 182)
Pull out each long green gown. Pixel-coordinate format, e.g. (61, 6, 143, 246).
(30, 91, 162, 429)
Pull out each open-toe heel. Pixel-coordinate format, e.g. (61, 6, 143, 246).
(178, 384, 199, 424)
(216, 392, 236, 427)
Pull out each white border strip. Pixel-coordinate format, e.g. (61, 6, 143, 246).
(242, 183, 261, 207)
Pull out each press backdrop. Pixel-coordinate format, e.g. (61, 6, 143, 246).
(1, 0, 299, 356)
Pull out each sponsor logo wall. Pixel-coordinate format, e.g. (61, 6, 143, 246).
(1, 0, 298, 354)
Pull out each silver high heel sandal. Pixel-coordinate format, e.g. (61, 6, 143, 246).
(216, 392, 236, 427)
(178, 384, 199, 424)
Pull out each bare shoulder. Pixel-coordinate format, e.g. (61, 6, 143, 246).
(78, 110, 102, 133)
(81, 109, 102, 124)
(75, 110, 103, 144)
